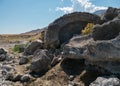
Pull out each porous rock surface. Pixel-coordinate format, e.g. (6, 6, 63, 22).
(90, 76, 120, 86)
(44, 12, 101, 48)
(30, 49, 53, 73)
(24, 41, 43, 55)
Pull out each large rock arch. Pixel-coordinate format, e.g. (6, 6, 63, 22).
(44, 12, 101, 48)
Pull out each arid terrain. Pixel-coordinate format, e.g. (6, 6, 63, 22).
(0, 7, 120, 86)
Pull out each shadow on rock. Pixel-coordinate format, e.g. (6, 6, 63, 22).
(60, 58, 85, 75)
(80, 70, 105, 86)
(30, 69, 48, 78)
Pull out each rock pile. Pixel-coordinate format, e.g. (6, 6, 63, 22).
(1, 7, 120, 86)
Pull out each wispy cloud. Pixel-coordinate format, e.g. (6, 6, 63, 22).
(56, 0, 107, 13)
(56, 6, 74, 13)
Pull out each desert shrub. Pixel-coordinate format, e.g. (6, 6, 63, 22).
(82, 23, 94, 35)
(28, 36, 37, 42)
(13, 44, 27, 53)
(28, 31, 45, 42)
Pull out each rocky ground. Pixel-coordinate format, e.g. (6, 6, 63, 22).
(0, 7, 120, 86)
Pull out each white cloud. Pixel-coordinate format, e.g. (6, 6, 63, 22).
(56, 7, 74, 13)
(56, 0, 107, 13)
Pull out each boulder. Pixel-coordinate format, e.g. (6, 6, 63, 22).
(92, 18, 120, 41)
(24, 41, 43, 55)
(84, 35, 120, 74)
(90, 76, 120, 86)
(12, 74, 22, 82)
(0, 48, 7, 55)
(0, 48, 7, 61)
(20, 74, 30, 82)
(62, 34, 93, 59)
(30, 49, 53, 73)
(103, 7, 120, 21)
(0, 54, 6, 61)
(44, 12, 101, 48)
(19, 56, 29, 65)
(62, 33, 120, 74)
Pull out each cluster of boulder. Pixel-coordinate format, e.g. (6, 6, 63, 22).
(1, 7, 120, 85)
(24, 7, 120, 85)
(46, 7, 119, 85)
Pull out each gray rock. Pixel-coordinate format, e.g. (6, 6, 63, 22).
(103, 7, 120, 21)
(62, 33, 120, 74)
(68, 81, 78, 86)
(90, 76, 120, 86)
(62, 34, 93, 59)
(84, 35, 120, 74)
(51, 56, 62, 66)
(92, 18, 120, 41)
(69, 75, 75, 81)
(1, 65, 14, 73)
(44, 12, 101, 48)
(5, 72, 14, 80)
(24, 41, 43, 55)
(0, 54, 6, 61)
(19, 56, 29, 65)
(0, 48, 7, 61)
(0, 48, 7, 55)
(20, 74, 30, 82)
(30, 49, 53, 73)
(13, 74, 22, 82)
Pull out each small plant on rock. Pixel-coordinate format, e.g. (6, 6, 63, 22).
(82, 23, 94, 35)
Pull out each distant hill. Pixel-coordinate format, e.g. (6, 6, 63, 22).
(20, 27, 47, 36)
(93, 10, 106, 16)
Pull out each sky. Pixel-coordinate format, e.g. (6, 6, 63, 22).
(0, 0, 120, 34)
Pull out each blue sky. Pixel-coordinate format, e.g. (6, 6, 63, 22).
(0, 0, 120, 34)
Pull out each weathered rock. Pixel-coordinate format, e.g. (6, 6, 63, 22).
(1, 65, 15, 74)
(103, 7, 120, 21)
(44, 12, 101, 48)
(68, 75, 75, 81)
(20, 74, 30, 82)
(90, 76, 120, 86)
(24, 41, 43, 55)
(12, 74, 22, 82)
(62, 34, 93, 59)
(0, 54, 6, 61)
(92, 18, 120, 41)
(85, 35, 120, 62)
(5, 72, 14, 81)
(84, 35, 120, 74)
(0, 48, 7, 55)
(30, 49, 53, 73)
(62, 33, 120, 74)
(51, 56, 62, 67)
(0, 48, 7, 61)
(19, 56, 29, 65)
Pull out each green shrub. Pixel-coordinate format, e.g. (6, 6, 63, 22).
(13, 44, 27, 53)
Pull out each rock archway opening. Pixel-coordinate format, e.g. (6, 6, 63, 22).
(58, 21, 87, 44)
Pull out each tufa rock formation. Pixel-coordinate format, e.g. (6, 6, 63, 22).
(93, 14, 120, 41)
(62, 7, 120, 74)
(44, 12, 101, 48)
(103, 7, 120, 21)
(1, 7, 120, 86)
